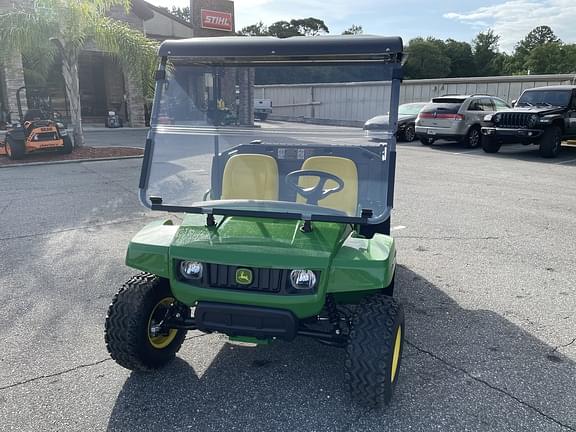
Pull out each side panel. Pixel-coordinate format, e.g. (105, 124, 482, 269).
(125, 219, 178, 278)
(327, 234, 396, 293)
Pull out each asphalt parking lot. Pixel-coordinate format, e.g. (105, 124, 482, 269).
(1, 124, 575, 431)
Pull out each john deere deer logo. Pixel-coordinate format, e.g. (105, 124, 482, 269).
(235, 268, 253, 285)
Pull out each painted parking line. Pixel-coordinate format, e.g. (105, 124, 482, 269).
(392, 225, 407, 231)
(555, 158, 576, 165)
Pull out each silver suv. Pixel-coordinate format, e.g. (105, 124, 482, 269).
(415, 95, 510, 147)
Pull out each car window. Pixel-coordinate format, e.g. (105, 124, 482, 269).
(493, 98, 509, 111)
(468, 99, 484, 111)
(481, 98, 495, 111)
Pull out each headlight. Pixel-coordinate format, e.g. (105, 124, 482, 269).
(180, 261, 203, 280)
(483, 114, 494, 122)
(493, 114, 501, 124)
(527, 114, 539, 128)
(289, 269, 317, 290)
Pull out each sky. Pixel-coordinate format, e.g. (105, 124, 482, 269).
(148, 0, 576, 52)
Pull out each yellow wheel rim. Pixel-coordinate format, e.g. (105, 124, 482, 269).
(147, 297, 178, 349)
(391, 326, 402, 383)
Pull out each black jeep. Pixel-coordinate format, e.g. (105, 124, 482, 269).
(481, 85, 576, 158)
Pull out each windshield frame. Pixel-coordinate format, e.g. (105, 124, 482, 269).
(140, 44, 403, 226)
(517, 89, 572, 107)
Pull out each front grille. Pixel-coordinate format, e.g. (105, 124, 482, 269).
(176, 261, 319, 295)
(498, 112, 532, 129)
(206, 263, 289, 293)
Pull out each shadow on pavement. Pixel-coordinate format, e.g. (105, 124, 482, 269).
(421, 139, 576, 164)
(107, 265, 576, 432)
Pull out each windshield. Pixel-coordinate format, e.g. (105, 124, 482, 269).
(142, 59, 400, 223)
(517, 90, 571, 107)
(398, 103, 426, 116)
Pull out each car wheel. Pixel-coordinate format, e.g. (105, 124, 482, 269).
(481, 135, 501, 154)
(105, 273, 189, 371)
(419, 136, 435, 146)
(538, 125, 562, 158)
(402, 124, 416, 142)
(463, 126, 481, 148)
(6, 136, 25, 160)
(60, 135, 73, 154)
(345, 294, 405, 407)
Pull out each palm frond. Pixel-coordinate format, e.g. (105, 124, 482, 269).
(0, 9, 58, 52)
(90, 16, 158, 90)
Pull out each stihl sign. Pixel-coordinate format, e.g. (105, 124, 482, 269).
(201, 9, 233, 31)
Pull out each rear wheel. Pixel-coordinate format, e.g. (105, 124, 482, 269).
(60, 135, 73, 154)
(463, 126, 481, 148)
(6, 136, 25, 160)
(402, 124, 416, 142)
(539, 125, 562, 158)
(105, 273, 189, 371)
(345, 294, 405, 406)
(481, 135, 501, 153)
(419, 136, 435, 146)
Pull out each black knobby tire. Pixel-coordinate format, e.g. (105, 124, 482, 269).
(105, 273, 188, 371)
(402, 124, 416, 142)
(463, 126, 481, 148)
(539, 125, 562, 158)
(345, 294, 405, 406)
(6, 136, 25, 160)
(61, 135, 73, 154)
(481, 135, 501, 154)
(419, 136, 435, 146)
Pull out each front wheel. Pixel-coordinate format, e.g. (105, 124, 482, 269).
(481, 135, 501, 153)
(105, 273, 189, 371)
(402, 124, 416, 142)
(539, 125, 562, 158)
(345, 294, 405, 406)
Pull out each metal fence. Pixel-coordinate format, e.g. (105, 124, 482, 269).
(254, 74, 576, 126)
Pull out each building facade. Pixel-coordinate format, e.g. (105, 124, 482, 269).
(0, 0, 237, 129)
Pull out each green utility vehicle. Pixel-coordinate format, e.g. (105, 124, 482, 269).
(105, 35, 405, 406)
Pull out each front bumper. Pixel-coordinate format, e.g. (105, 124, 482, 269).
(481, 127, 543, 141)
(194, 302, 298, 340)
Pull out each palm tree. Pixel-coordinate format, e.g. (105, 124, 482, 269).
(0, 0, 158, 147)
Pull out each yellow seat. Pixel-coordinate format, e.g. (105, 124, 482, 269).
(221, 154, 279, 200)
(297, 156, 358, 216)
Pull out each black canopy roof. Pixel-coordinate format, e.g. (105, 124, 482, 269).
(158, 35, 403, 62)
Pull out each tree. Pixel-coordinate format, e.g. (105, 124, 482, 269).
(507, 26, 562, 75)
(169, 6, 190, 22)
(267, 21, 301, 38)
(290, 18, 329, 36)
(404, 37, 451, 79)
(342, 25, 363, 35)
(444, 39, 475, 77)
(240, 18, 329, 38)
(238, 21, 268, 36)
(472, 29, 504, 76)
(0, 0, 158, 147)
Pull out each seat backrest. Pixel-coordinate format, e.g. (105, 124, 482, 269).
(297, 156, 358, 216)
(221, 154, 279, 200)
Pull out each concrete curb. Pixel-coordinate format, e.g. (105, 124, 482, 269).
(0, 154, 143, 169)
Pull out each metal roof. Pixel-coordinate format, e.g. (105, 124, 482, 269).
(158, 35, 404, 61)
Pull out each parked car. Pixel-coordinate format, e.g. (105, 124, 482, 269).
(364, 102, 427, 142)
(415, 95, 510, 147)
(481, 85, 576, 158)
(254, 98, 272, 121)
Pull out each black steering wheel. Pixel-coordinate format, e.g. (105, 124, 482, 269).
(285, 170, 345, 205)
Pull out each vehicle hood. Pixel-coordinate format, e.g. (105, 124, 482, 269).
(169, 215, 349, 269)
(506, 106, 565, 115)
(363, 114, 415, 129)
